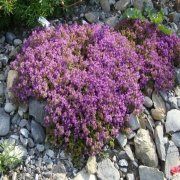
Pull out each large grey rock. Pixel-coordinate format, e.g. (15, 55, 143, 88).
(73, 169, 96, 180)
(139, 166, 164, 180)
(116, 132, 127, 147)
(164, 141, 180, 179)
(144, 96, 153, 108)
(172, 132, 180, 147)
(154, 125, 166, 161)
(5, 32, 16, 44)
(85, 12, 99, 23)
(134, 129, 158, 167)
(128, 113, 140, 130)
(97, 158, 120, 180)
(124, 145, 135, 162)
(29, 99, 46, 124)
(165, 109, 180, 133)
(115, 0, 130, 11)
(100, 0, 110, 12)
(0, 82, 4, 97)
(152, 90, 166, 113)
(31, 120, 45, 143)
(0, 108, 10, 136)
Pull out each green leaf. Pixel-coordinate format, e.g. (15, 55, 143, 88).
(149, 11, 164, 24)
(123, 8, 145, 20)
(158, 24, 172, 35)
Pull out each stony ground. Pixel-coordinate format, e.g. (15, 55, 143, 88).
(0, 0, 180, 180)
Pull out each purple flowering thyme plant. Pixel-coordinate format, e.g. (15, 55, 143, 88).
(11, 24, 143, 155)
(116, 19, 180, 90)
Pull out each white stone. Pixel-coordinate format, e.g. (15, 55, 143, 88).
(166, 109, 180, 133)
(86, 156, 97, 174)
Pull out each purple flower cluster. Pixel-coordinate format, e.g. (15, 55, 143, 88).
(116, 19, 180, 90)
(11, 24, 143, 155)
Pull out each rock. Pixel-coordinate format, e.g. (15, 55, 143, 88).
(19, 119, 28, 127)
(13, 39, 22, 46)
(139, 166, 164, 180)
(100, 0, 110, 12)
(7, 70, 18, 99)
(53, 173, 67, 180)
(18, 104, 28, 117)
(20, 128, 29, 138)
(152, 90, 166, 113)
(29, 99, 46, 124)
(0, 35, 5, 44)
(118, 159, 128, 167)
(168, 96, 178, 109)
(46, 149, 55, 158)
(144, 96, 153, 108)
(0, 108, 10, 136)
(0, 82, 4, 97)
(177, 98, 180, 107)
(86, 156, 97, 174)
(4, 102, 17, 113)
(116, 132, 127, 147)
(128, 113, 140, 130)
(20, 135, 28, 147)
(0, 54, 8, 65)
(36, 144, 45, 152)
(126, 173, 135, 180)
(165, 109, 180, 133)
(169, 12, 180, 24)
(105, 16, 119, 27)
(133, 0, 153, 11)
(31, 120, 45, 143)
(53, 162, 66, 174)
(154, 124, 166, 161)
(28, 138, 35, 148)
(85, 12, 99, 23)
(164, 141, 180, 179)
(175, 68, 180, 85)
(172, 132, 180, 147)
(97, 158, 120, 180)
(115, 0, 130, 11)
(175, 0, 180, 12)
(124, 145, 135, 162)
(11, 113, 21, 124)
(151, 108, 165, 121)
(5, 32, 16, 44)
(175, 86, 180, 96)
(73, 168, 97, 180)
(134, 129, 158, 167)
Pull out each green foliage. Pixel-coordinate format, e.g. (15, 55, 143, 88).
(0, 0, 81, 29)
(0, 141, 21, 174)
(123, 7, 172, 35)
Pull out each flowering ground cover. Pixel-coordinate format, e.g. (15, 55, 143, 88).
(11, 21, 180, 157)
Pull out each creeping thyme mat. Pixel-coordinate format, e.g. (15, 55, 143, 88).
(10, 22, 180, 158)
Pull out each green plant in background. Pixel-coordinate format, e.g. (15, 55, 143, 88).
(0, 140, 21, 174)
(123, 7, 172, 35)
(0, 0, 82, 29)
